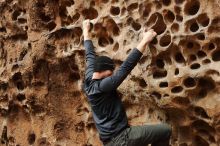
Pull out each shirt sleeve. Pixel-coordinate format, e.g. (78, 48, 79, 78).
(98, 48, 143, 92)
(84, 40, 96, 81)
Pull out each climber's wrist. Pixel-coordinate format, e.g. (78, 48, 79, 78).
(137, 41, 147, 53)
(83, 31, 91, 41)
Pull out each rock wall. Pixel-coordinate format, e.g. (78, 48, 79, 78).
(0, 0, 220, 145)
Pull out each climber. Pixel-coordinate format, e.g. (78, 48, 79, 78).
(82, 19, 172, 146)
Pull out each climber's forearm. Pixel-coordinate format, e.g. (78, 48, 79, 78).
(83, 19, 91, 41)
(136, 40, 148, 53)
(84, 30, 91, 41)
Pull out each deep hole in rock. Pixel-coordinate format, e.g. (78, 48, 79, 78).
(98, 37, 109, 47)
(152, 91, 161, 99)
(8, 101, 19, 115)
(175, 52, 185, 63)
(19, 49, 27, 61)
(194, 106, 210, 119)
(198, 77, 215, 90)
(159, 82, 168, 88)
(17, 93, 26, 101)
(197, 13, 210, 27)
(33, 59, 49, 80)
(184, 0, 200, 15)
(72, 13, 80, 23)
(171, 86, 183, 93)
(153, 70, 167, 79)
(190, 63, 200, 69)
(197, 50, 207, 58)
(156, 59, 165, 68)
(12, 72, 22, 82)
(72, 27, 83, 44)
(69, 72, 80, 81)
(187, 42, 194, 48)
(172, 96, 190, 106)
(171, 23, 179, 33)
(12, 10, 21, 20)
(105, 18, 120, 36)
(113, 42, 119, 52)
(126, 48, 131, 54)
(174, 6, 181, 14)
(160, 34, 171, 47)
(127, 3, 138, 12)
(183, 77, 196, 88)
(196, 33, 205, 40)
(190, 22, 199, 32)
(132, 21, 141, 31)
(0, 108, 8, 117)
(30, 103, 45, 115)
(0, 27, 6, 32)
(154, 1, 162, 9)
(198, 89, 207, 98)
(61, 0, 74, 7)
(148, 13, 167, 35)
(151, 37, 158, 45)
(110, 6, 120, 15)
(176, 15, 183, 22)
(202, 59, 211, 64)
(138, 78, 147, 87)
(208, 17, 220, 33)
(162, 0, 171, 6)
(16, 81, 25, 90)
(18, 18, 27, 24)
(175, 68, 179, 75)
(127, 17, 134, 25)
(208, 43, 215, 50)
(28, 132, 36, 145)
(189, 54, 197, 62)
(164, 10, 175, 23)
(142, 3, 152, 18)
(0, 82, 8, 91)
(212, 50, 220, 61)
(82, 7, 98, 19)
(39, 13, 51, 22)
(109, 37, 114, 44)
(11, 33, 28, 40)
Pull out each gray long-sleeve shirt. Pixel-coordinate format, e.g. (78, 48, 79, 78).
(82, 40, 143, 142)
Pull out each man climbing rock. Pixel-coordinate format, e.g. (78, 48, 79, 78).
(82, 19, 172, 146)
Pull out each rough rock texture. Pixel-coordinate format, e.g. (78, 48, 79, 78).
(0, 0, 220, 145)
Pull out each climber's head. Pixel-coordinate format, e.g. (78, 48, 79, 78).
(92, 56, 115, 80)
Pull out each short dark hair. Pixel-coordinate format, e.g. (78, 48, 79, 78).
(94, 56, 115, 72)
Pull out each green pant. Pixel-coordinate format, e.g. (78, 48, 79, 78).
(104, 123, 172, 146)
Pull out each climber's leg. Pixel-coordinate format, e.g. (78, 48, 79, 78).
(104, 123, 171, 146)
(126, 123, 172, 146)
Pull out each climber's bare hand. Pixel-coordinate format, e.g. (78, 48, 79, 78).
(83, 19, 91, 33)
(142, 29, 157, 44)
(83, 19, 91, 40)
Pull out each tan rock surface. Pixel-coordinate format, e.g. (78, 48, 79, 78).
(0, 0, 220, 145)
